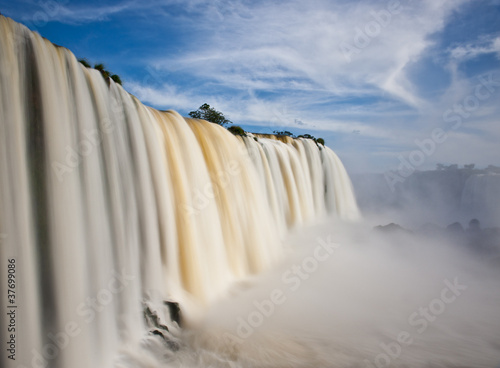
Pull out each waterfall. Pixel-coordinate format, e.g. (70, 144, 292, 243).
(460, 173, 500, 226)
(0, 15, 359, 368)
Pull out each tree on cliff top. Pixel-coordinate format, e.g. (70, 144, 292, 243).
(188, 103, 232, 126)
(78, 59, 122, 86)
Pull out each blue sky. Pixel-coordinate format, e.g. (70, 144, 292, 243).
(1, 0, 499, 173)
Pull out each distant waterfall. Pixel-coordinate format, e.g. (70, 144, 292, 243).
(460, 173, 500, 225)
(0, 15, 359, 368)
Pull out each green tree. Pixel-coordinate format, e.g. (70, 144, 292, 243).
(189, 103, 232, 126)
(78, 59, 123, 86)
(94, 63, 111, 80)
(297, 133, 325, 145)
(273, 130, 294, 137)
(298, 133, 314, 140)
(110, 74, 122, 85)
(227, 125, 246, 136)
(78, 58, 91, 68)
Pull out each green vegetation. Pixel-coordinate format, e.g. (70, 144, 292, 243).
(188, 103, 232, 126)
(110, 74, 122, 85)
(93, 63, 110, 79)
(273, 130, 294, 137)
(227, 125, 246, 136)
(78, 58, 91, 68)
(186, 106, 324, 143)
(272, 130, 325, 145)
(297, 134, 325, 146)
(78, 59, 122, 86)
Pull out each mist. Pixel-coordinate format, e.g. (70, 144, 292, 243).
(351, 166, 500, 229)
(124, 214, 500, 368)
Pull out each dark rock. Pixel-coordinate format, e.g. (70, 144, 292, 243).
(164, 300, 182, 327)
(143, 304, 169, 332)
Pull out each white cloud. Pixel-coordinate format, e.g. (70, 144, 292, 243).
(17, 0, 167, 25)
(449, 36, 500, 61)
(126, 81, 194, 111)
(138, 0, 467, 110)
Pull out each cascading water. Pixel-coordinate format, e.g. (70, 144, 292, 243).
(460, 173, 500, 226)
(242, 134, 360, 228)
(0, 15, 360, 368)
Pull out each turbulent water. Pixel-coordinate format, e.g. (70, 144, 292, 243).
(0, 16, 366, 368)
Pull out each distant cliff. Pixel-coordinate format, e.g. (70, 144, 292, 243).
(351, 167, 500, 227)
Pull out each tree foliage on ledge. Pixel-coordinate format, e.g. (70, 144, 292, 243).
(273, 130, 294, 137)
(78, 59, 123, 86)
(78, 58, 91, 68)
(227, 125, 246, 136)
(110, 74, 122, 85)
(272, 130, 325, 145)
(188, 103, 232, 126)
(297, 133, 325, 145)
(186, 104, 325, 145)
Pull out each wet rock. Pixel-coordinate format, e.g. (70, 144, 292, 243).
(164, 300, 182, 327)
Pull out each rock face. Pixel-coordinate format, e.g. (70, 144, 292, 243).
(352, 169, 500, 227)
(143, 303, 181, 352)
(164, 301, 182, 327)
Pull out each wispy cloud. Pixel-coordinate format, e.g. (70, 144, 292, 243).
(449, 36, 500, 61)
(12, 0, 166, 25)
(126, 81, 195, 111)
(129, 0, 470, 115)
